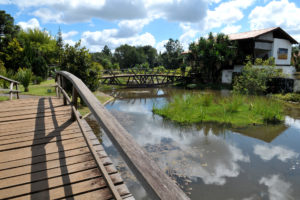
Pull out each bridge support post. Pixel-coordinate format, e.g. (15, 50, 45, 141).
(71, 86, 78, 121)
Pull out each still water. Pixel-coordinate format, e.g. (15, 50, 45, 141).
(89, 88, 300, 200)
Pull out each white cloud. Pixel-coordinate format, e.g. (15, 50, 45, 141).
(259, 175, 293, 200)
(17, 18, 41, 30)
(221, 24, 242, 34)
(155, 40, 168, 53)
(249, 0, 300, 42)
(254, 144, 299, 162)
(62, 31, 78, 40)
(205, 0, 255, 30)
(82, 30, 156, 52)
(148, 0, 207, 22)
(179, 23, 199, 50)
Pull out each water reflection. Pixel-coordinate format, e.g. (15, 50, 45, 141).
(93, 88, 300, 199)
(254, 144, 299, 162)
(259, 175, 293, 200)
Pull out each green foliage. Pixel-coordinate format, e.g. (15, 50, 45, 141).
(0, 38, 24, 71)
(153, 94, 284, 126)
(0, 10, 20, 51)
(16, 68, 32, 92)
(31, 56, 48, 79)
(160, 39, 184, 69)
(188, 33, 237, 83)
(233, 57, 280, 95)
(272, 93, 300, 103)
(32, 75, 43, 85)
(60, 41, 99, 91)
(292, 45, 300, 71)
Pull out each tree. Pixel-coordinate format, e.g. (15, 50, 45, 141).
(16, 68, 32, 92)
(0, 38, 24, 71)
(60, 41, 99, 91)
(160, 39, 183, 69)
(114, 44, 140, 68)
(56, 27, 63, 65)
(102, 45, 112, 57)
(188, 32, 237, 83)
(0, 11, 20, 51)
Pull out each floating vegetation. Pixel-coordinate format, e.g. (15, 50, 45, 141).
(153, 94, 284, 127)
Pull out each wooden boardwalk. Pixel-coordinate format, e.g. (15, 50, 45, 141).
(0, 97, 133, 199)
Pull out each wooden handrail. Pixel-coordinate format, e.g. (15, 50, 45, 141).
(56, 71, 189, 200)
(0, 75, 20, 100)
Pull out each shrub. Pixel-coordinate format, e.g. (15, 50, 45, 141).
(233, 57, 280, 95)
(16, 68, 32, 92)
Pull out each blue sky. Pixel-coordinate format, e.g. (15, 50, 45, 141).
(1, 0, 300, 52)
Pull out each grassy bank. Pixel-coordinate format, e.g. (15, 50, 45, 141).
(153, 94, 283, 127)
(271, 93, 300, 103)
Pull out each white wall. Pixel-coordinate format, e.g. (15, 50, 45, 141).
(221, 70, 233, 84)
(272, 38, 292, 65)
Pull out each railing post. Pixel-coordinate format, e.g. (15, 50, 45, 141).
(16, 84, 19, 99)
(9, 82, 13, 100)
(61, 76, 67, 105)
(56, 74, 61, 98)
(71, 86, 78, 120)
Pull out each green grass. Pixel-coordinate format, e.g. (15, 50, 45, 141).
(19, 79, 56, 96)
(0, 96, 10, 101)
(153, 94, 284, 127)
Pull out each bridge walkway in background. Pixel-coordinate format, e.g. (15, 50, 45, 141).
(0, 97, 133, 199)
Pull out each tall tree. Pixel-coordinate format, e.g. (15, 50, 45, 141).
(188, 32, 237, 83)
(160, 39, 183, 69)
(0, 10, 20, 50)
(114, 44, 140, 68)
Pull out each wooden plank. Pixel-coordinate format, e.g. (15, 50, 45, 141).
(57, 71, 189, 200)
(0, 116, 71, 131)
(0, 152, 94, 179)
(0, 165, 119, 199)
(0, 132, 83, 151)
(0, 150, 113, 179)
(0, 137, 86, 163)
(72, 184, 130, 200)
(0, 110, 71, 123)
(0, 125, 79, 141)
(10, 175, 126, 200)
(0, 146, 90, 170)
(0, 105, 70, 118)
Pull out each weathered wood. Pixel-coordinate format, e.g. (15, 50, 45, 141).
(0, 97, 131, 200)
(57, 71, 189, 200)
(0, 75, 20, 100)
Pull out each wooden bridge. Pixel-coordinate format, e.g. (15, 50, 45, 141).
(0, 72, 189, 200)
(100, 68, 187, 87)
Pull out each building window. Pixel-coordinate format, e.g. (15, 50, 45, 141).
(277, 48, 288, 60)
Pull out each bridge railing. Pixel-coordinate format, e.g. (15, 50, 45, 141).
(0, 75, 20, 100)
(55, 71, 189, 200)
(101, 68, 186, 76)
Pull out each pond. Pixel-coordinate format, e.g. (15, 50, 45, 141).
(88, 88, 300, 200)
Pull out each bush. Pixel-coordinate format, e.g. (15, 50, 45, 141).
(32, 76, 43, 85)
(233, 57, 280, 95)
(16, 68, 32, 92)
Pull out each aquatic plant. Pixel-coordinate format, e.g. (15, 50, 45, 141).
(153, 94, 283, 126)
